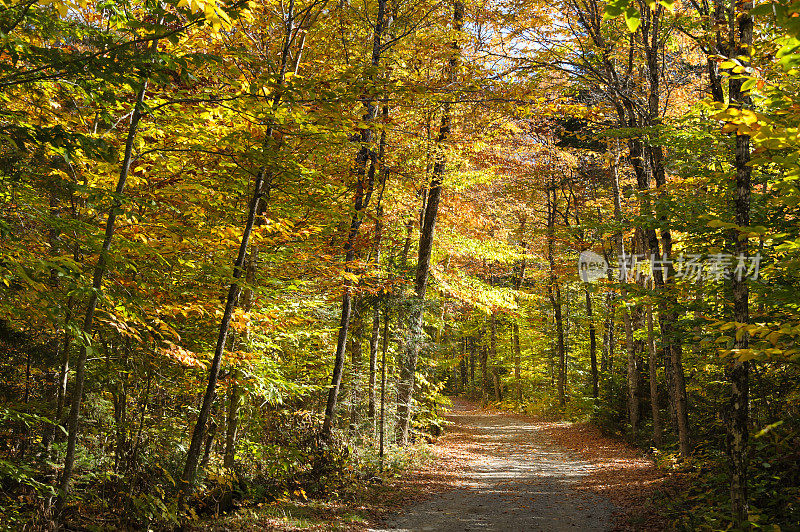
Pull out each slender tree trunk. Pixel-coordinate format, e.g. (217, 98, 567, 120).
(480, 339, 489, 401)
(379, 301, 389, 469)
(490, 312, 500, 402)
(368, 302, 380, 432)
(513, 322, 522, 403)
(624, 303, 639, 433)
(222, 248, 257, 473)
(19, 347, 31, 458)
(648, 293, 662, 447)
(322, 0, 390, 439)
(183, 0, 299, 486)
(460, 338, 468, 391)
(182, 179, 263, 487)
(56, 78, 150, 512)
(553, 286, 566, 406)
(200, 421, 217, 472)
(41, 191, 64, 452)
(53, 303, 72, 447)
(469, 337, 475, 387)
(223, 377, 242, 470)
(586, 287, 598, 399)
(223, 251, 259, 473)
(436, 255, 451, 344)
(348, 308, 363, 435)
(642, 4, 691, 456)
(400, 219, 414, 273)
(112, 338, 130, 473)
(726, 1, 753, 523)
(602, 141, 622, 387)
(395, 0, 463, 445)
(546, 182, 566, 406)
(368, 102, 389, 433)
(128, 367, 151, 472)
(513, 224, 526, 405)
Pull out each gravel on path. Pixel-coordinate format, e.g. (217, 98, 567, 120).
(370, 398, 616, 532)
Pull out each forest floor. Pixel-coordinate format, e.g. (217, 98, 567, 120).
(201, 398, 673, 531)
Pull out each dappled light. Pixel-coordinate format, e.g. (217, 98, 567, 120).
(1, 0, 799, 529)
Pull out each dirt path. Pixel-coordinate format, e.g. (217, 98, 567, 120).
(370, 399, 618, 531)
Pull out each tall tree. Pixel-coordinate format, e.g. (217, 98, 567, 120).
(321, 0, 391, 439)
(396, 0, 464, 445)
(725, 0, 754, 524)
(56, 50, 155, 513)
(182, 0, 298, 488)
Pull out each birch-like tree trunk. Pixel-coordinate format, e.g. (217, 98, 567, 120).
(725, 0, 754, 523)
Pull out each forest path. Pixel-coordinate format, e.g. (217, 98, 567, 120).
(370, 398, 616, 532)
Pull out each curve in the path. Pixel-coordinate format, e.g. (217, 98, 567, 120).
(371, 399, 616, 532)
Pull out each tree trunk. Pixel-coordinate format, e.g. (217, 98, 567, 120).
(223, 242, 259, 474)
(647, 293, 662, 447)
(182, 171, 267, 488)
(183, 0, 301, 486)
(624, 303, 639, 433)
(586, 287, 598, 399)
(379, 301, 389, 469)
(368, 101, 389, 433)
(112, 338, 130, 473)
(128, 368, 151, 472)
(479, 330, 490, 400)
(56, 79, 150, 512)
(223, 375, 242, 470)
(553, 286, 566, 406)
(53, 310, 72, 447)
(395, 0, 463, 445)
(602, 141, 622, 389)
(513, 322, 522, 403)
(322, 0, 390, 439)
(436, 255, 450, 344)
(513, 224, 526, 405)
(200, 421, 217, 472)
(469, 337, 475, 387)
(490, 312, 500, 402)
(460, 338, 468, 391)
(666, 320, 690, 456)
(400, 219, 414, 273)
(368, 302, 380, 432)
(726, 1, 753, 523)
(642, 4, 691, 457)
(547, 183, 566, 406)
(20, 346, 31, 458)
(348, 308, 363, 436)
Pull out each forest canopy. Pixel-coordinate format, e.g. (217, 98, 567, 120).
(1, 0, 799, 529)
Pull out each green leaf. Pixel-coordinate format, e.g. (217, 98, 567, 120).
(624, 5, 642, 32)
(603, 0, 630, 19)
(707, 219, 737, 229)
(749, 2, 775, 17)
